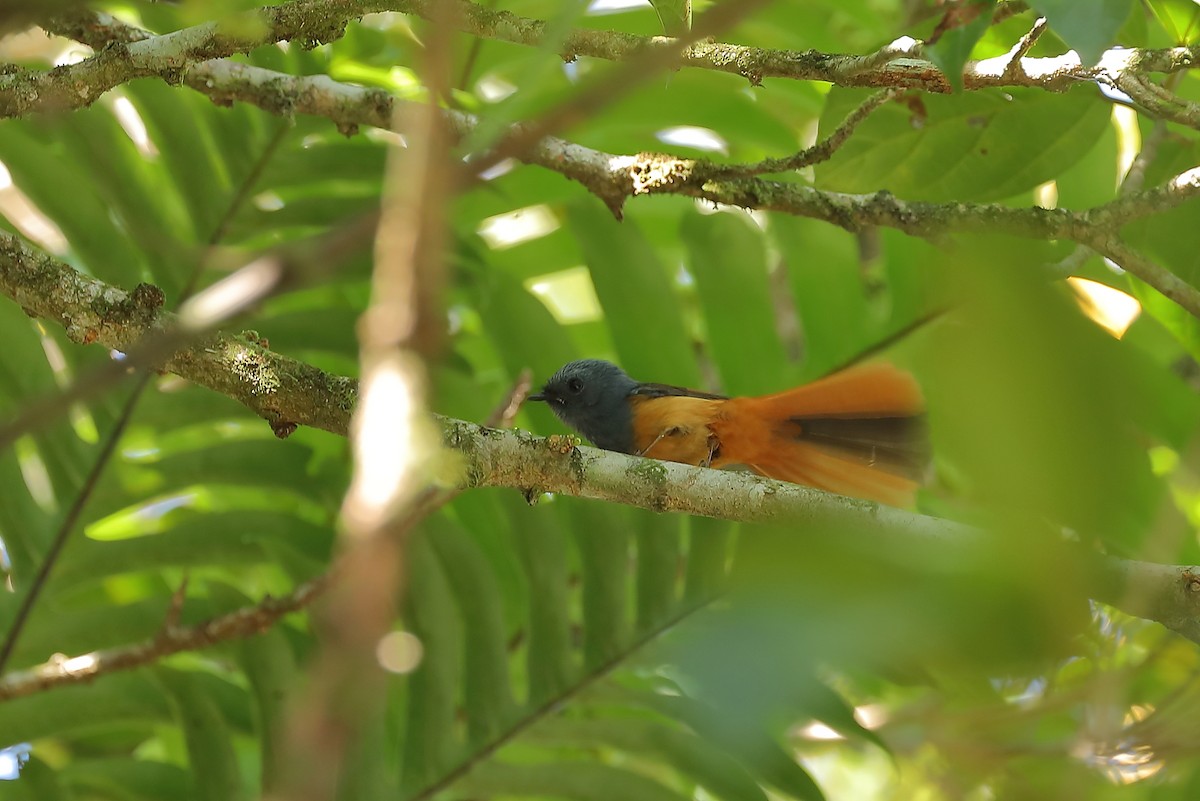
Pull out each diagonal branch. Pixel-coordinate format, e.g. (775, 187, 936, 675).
(0, 572, 331, 702)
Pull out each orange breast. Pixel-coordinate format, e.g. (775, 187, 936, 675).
(629, 395, 724, 466)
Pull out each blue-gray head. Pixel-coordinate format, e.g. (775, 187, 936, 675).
(529, 359, 639, 453)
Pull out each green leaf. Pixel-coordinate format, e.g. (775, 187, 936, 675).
(681, 209, 793, 395)
(1033, 0, 1134, 65)
(494, 494, 576, 702)
(683, 517, 734, 602)
(640, 693, 825, 801)
(650, 0, 691, 36)
(569, 502, 632, 668)
(4, 756, 72, 801)
(635, 512, 682, 632)
(770, 217, 872, 377)
(426, 517, 518, 744)
(61, 757, 195, 801)
(399, 533, 463, 796)
(926, 1, 995, 92)
(567, 200, 700, 386)
(0, 123, 147, 287)
(462, 761, 689, 801)
(0, 673, 172, 742)
(528, 717, 769, 801)
(206, 584, 297, 795)
(1144, 0, 1200, 43)
(156, 668, 248, 801)
(815, 86, 1110, 202)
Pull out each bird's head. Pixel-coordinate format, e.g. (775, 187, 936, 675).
(529, 359, 638, 452)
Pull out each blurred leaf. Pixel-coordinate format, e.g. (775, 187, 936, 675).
(638, 691, 825, 801)
(815, 86, 1110, 202)
(462, 761, 690, 801)
(1033, 0, 1134, 64)
(650, 0, 691, 36)
(567, 200, 700, 386)
(526, 717, 769, 801)
(157, 669, 247, 801)
(681, 209, 792, 394)
(926, 1, 995, 92)
(1144, 0, 1200, 43)
(61, 758, 195, 801)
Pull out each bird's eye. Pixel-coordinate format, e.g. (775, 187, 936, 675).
(566, 377, 584, 394)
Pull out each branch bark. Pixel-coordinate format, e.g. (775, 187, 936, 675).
(0, 573, 330, 702)
(27, 7, 1200, 319)
(19, 0, 1200, 121)
(23, 50, 1191, 316)
(2, 410, 1199, 704)
(3, 233, 1200, 653)
(0, 233, 358, 437)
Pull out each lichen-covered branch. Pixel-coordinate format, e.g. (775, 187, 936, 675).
(22, 0, 1200, 124)
(4, 234, 1200, 661)
(0, 233, 357, 436)
(25, 10, 1200, 318)
(446, 417, 1200, 645)
(3, 0, 394, 118)
(1, 417, 1199, 702)
(134, 58, 1200, 319)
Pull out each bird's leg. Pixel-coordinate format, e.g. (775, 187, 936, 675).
(637, 426, 683, 457)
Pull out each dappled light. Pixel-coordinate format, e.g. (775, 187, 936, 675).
(1068, 277, 1142, 338)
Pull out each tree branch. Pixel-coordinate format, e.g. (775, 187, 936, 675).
(0, 232, 359, 437)
(21, 0, 1200, 123)
(4, 0, 393, 118)
(0, 572, 330, 702)
(1, 238, 1200, 698)
(52, 54, 1192, 317)
(2, 412, 1200, 704)
(26, 10, 1200, 319)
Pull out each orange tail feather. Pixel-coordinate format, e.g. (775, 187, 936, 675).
(712, 364, 928, 507)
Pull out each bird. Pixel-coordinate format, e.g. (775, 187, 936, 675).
(528, 359, 929, 507)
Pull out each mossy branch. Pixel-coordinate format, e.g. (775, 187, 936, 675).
(20, 0, 1200, 122)
(3, 233, 1200, 653)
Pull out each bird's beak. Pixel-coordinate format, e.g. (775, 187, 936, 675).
(528, 392, 547, 402)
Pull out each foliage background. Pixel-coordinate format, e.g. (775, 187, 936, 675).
(2, 0, 1200, 799)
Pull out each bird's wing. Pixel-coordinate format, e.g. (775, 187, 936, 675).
(630, 382, 727, 400)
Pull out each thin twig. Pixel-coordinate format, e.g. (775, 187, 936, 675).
(710, 88, 901, 178)
(485, 369, 533, 428)
(461, 0, 775, 184)
(455, 0, 500, 89)
(159, 575, 191, 638)
(0, 572, 331, 701)
(279, 2, 458, 795)
(1001, 16, 1048, 80)
(829, 35, 924, 79)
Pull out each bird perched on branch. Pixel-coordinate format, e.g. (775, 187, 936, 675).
(529, 359, 929, 507)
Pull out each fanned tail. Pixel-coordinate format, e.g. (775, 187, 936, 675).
(713, 363, 929, 507)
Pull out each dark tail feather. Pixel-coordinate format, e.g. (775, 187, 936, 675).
(791, 414, 930, 483)
(716, 363, 929, 506)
